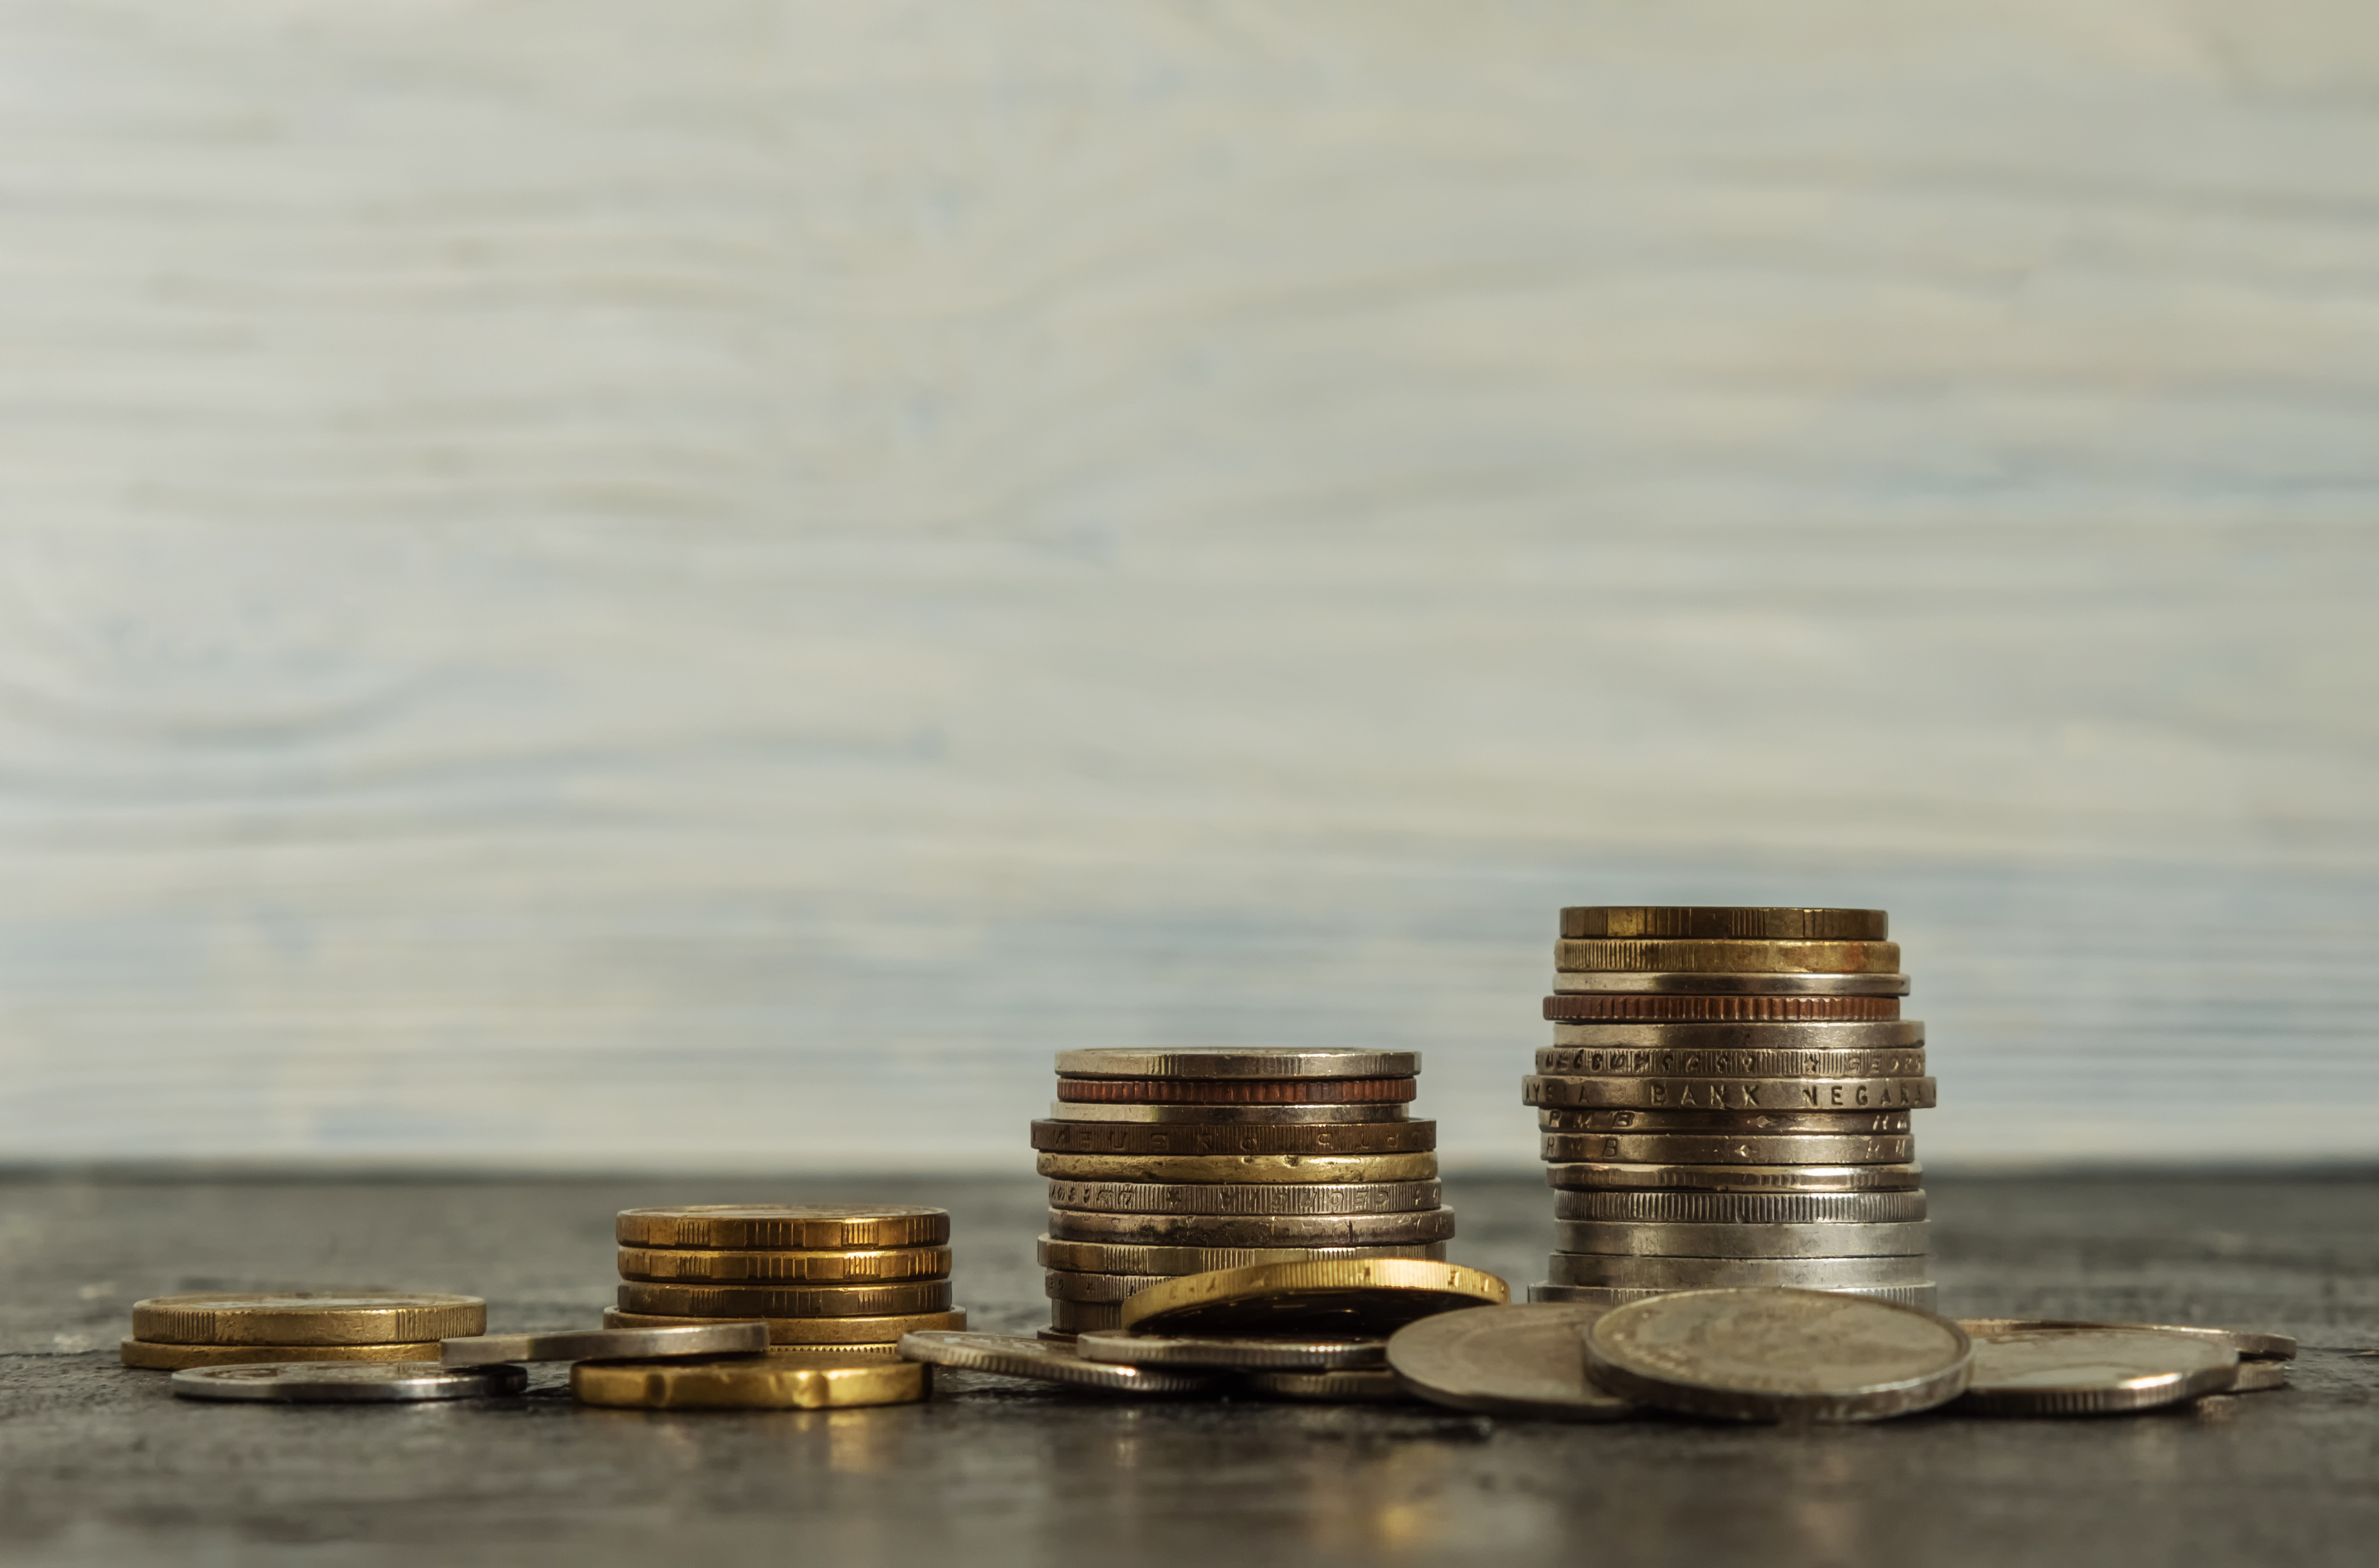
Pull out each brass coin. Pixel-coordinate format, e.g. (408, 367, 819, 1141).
(1530, 1281, 1939, 1311)
(1046, 1179, 1442, 1217)
(1238, 1367, 1411, 1403)
(616, 1281, 952, 1319)
(1556, 939, 1900, 975)
(1562, 908, 1888, 941)
(1053, 1048, 1420, 1079)
(1044, 1207, 1458, 1248)
(1540, 1107, 1910, 1133)
(1543, 993, 1900, 1022)
(1552, 972, 1909, 997)
(1554, 1190, 1926, 1225)
(1031, 1118, 1436, 1156)
(1121, 1259, 1509, 1336)
(1035, 1237, 1446, 1275)
(604, 1307, 962, 1346)
(1385, 1303, 1634, 1421)
(1957, 1323, 2239, 1416)
(130, 1293, 486, 1348)
(615, 1246, 950, 1284)
(1523, 1077, 1935, 1113)
(1585, 1288, 1971, 1423)
(1035, 1152, 1438, 1185)
(1044, 1270, 1166, 1304)
(1538, 1046, 1925, 1080)
(1048, 1299, 1123, 1332)
(1055, 1079, 1416, 1105)
(615, 1205, 949, 1250)
(1544, 1020, 1924, 1051)
(570, 1350, 930, 1410)
(120, 1340, 447, 1371)
(1539, 1161, 1923, 1193)
(1541, 1135, 1916, 1165)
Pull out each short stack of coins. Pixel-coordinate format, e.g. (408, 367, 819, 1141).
(120, 1292, 487, 1370)
(605, 1204, 965, 1351)
(1522, 907, 1938, 1311)
(1035, 1048, 1452, 1340)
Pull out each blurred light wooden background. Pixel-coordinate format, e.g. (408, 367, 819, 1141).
(2, 0, 2375, 1167)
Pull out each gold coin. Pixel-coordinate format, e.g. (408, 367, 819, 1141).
(1032, 1152, 1439, 1184)
(1562, 908, 1888, 941)
(604, 1308, 962, 1346)
(570, 1350, 930, 1410)
(1120, 1258, 1509, 1336)
(1048, 1299, 1123, 1333)
(130, 1293, 486, 1347)
(615, 1246, 950, 1284)
(120, 1340, 447, 1371)
(615, 1205, 949, 1250)
(617, 1280, 952, 1319)
(1555, 939, 1901, 975)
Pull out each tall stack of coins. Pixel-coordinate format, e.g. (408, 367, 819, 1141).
(603, 1204, 966, 1352)
(1035, 1049, 1452, 1340)
(120, 1292, 487, 1370)
(1522, 908, 1937, 1312)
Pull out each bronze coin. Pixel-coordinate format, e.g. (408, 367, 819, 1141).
(1055, 1078, 1417, 1105)
(1543, 993, 1900, 1022)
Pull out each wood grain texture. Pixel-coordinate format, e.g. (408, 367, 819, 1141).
(1, 1, 2377, 1164)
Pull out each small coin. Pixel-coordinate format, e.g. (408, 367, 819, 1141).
(1541, 1108, 1910, 1134)
(615, 1205, 950, 1251)
(1056, 1079, 1416, 1105)
(1044, 1207, 1458, 1248)
(1238, 1367, 1411, 1403)
(570, 1350, 931, 1410)
(1544, 993, 1901, 1023)
(1385, 1303, 1634, 1421)
(1048, 1103, 1410, 1125)
(1074, 1328, 1388, 1371)
(1530, 1281, 1940, 1311)
(1562, 908, 1889, 942)
(1557, 939, 1900, 975)
(1541, 1136, 1916, 1166)
(1552, 1218, 1931, 1258)
(1540, 1046, 1925, 1080)
(120, 1340, 446, 1371)
(616, 1281, 953, 1319)
(1048, 1299, 1123, 1332)
(1046, 1179, 1442, 1217)
(1956, 1319, 2295, 1363)
(1036, 1237, 1446, 1275)
(1544, 1020, 1925, 1052)
(131, 1293, 487, 1348)
(1044, 1270, 1166, 1303)
(1585, 1288, 1970, 1422)
(1523, 1077, 1935, 1113)
(1549, 1253, 1931, 1289)
(1553, 1190, 1927, 1226)
(1552, 972, 1910, 997)
(604, 1308, 963, 1346)
(898, 1330, 1215, 1396)
(1957, 1322, 2239, 1416)
(170, 1361, 529, 1404)
(616, 1245, 951, 1284)
(1031, 1118, 1436, 1156)
(1053, 1048, 1420, 1079)
(1121, 1259, 1508, 1336)
(1539, 1161, 1924, 1193)
(2226, 1360, 2290, 1393)
(441, 1322, 768, 1366)
(1035, 1152, 1439, 1185)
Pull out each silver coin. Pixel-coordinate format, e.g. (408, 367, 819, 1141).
(441, 1322, 768, 1366)
(170, 1361, 530, 1404)
(1552, 1220, 1931, 1259)
(1047, 1299, 1123, 1332)
(1585, 1288, 1971, 1422)
(1539, 1108, 1912, 1135)
(1544, 1022, 1925, 1052)
(1540, 1135, 1917, 1165)
(1054, 1048, 1420, 1080)
(1047, 1102, 1410, 1125)
(1074, 1328, 1387, 1371)
(1540, 1161, 1923, 1193)
(1531, 1281, 1939, 1311)
(1957, 1322, 2239, 1416)
(1037, 1237, 1448, 1275)
(1552, 972, 1910, 997)
(1539, 1045, 1925, 1080)
(2226, 1360, 2291, 1393)
(1523, 1076, 1936, 1112)
(896, 1330, 1214, 1396)
(1046, 1207, 1457, 1248)
(1548, 1253, 1932, 1289)
(1238, 1367, 1411, 1403)
(1956, 1318, 2295, 1362)
(1555, 1190, 1927, 1226)
(1046, 1179, 1442, 1217)
(1385, 1303, 1634, 1421)
(1043, 1269, 1165, 1304)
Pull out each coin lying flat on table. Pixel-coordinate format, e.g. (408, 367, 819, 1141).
(572, 1350, 931, 1410)
(1584, 1289, 1972, 1423)
(898, 1331, 1216, 1396)
(1562, 907, 1890, 941)
(616, 1245, 952, 1284)
(442, 1322, 768, 1366)
(1540, 1136, 1916, 1166)
(1542, 1161, 1924, 1193)
(170, 1361, 529, 1404)
(1073, 1328, 1388, 1371)
(1539, 1047, 1926, 1080)
(1034, 1152, 1439, 1185)
(616, 1205, 950, 1250)
(1238, 1368, 1410, 1403)
(1047, 1299, 1122, 1332)
(1523, 1077, 1936, 1113)
(1552, 1219, 1932, 1258)
(1045, 1208, 1458, 1248)
(1054, 1049, 1420, 1079)
(616, 1280, 953, 1319)
(1956, 1322, 2240, 1416)
(1031, 1118, 1437, 1155)
(1544, 993, 1901, 1022)
(1385, 1303, 1634, 1421)
(1046, 1180, 1442, 1216)
(1543, 1020, 1925, 1052)
(121, 1340, 447, 1371)
(1556, 939, 1901, 975)
(1037, 1237, 1447, 1275)
(1956, 1319, 2296, 1363)
(1548, 1253, 1932, 1289)
(1048, 1102, 1411, 1125)
(132, 1293, 487, 1347)
(1531, 1281, 1940, 1311)
(1056, 1079, 1417, 1105)
(1552, 972, 1910, 997)
(604, 1308, 964, 1346)
(1121, 1259, 1509, 1336)
(1556, 1190, 1928, 1226)
(2227, 1360, 2290, 1392)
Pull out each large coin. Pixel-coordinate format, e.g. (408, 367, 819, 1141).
(1046, 1179, 1441, 1216)
(1056, 1079, 1415, 1105)
(1047, 1299, 1122, 1332)
(120, 1340, 445, 1371)
(1552, 1219, 1931, 1258)
(616, 1280, 952, 1319)
(616, 1205, 949, 1250)
(897, 1330, 1214, 1396)
(1385, 1303, 1634, 1421)
(1031, 1118, 1435, 1155)
(1555, 1190, 1926, 1225)
(1037, 1238, 1446, 1275)
(1544, 993, 1900, 1023)
(1539, 1046, 1925, 1079)
(1044, 1207, 1457, 1248)
(1957, 1322, 2240, 1415)
(1035, 1152, 1438, 1185)
(1556, 939, 1900, 975)
(1533, 1281, 1939, 1311)
(441, 1322, 767, 1366)
(1523, 1077, 1935, 1112)
(1541, 1136, 1916, 1166)
(571, 1350, 930, 1410)
(1074, 1328, 1387, 1371)
(1957, 1319, 2295, 1363)
(1584, 1288, 1970, 1422)
(1540, 1108, 1910, 1133)
(1048, 1102, 1409, 1125)
(1552, 972, 1909, 997)
(1541, 1161, 1923, 1193)
(605, 1307, 963, 1346)
(1562, 908, 1888, 941)
(1239, 1368, 1410, 1403)
(1543, 1020, 1924, 1052)
(1053, 1048, 1420, 1079)
(616, 1245, 951, 1284)
(170, 1361, 528, 1404)
(131, 1293, 486, 1347)
(1044, 1270, 1166, 1303)
(1549, 1253, 1931, 1289)
(1120, 1259, 1508, 1336)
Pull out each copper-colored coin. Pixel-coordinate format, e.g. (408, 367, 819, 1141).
(1555, 939, 1900, 975)
(1539, 1108, 1910, 1135)
(1030, 1118, 1436, 1157)
(604, 1308, 959, 1346)
(1055, 1078, 1416, 1105)
(616, 1245, 950, 1284)
(617, 1280, 952, 1319)
(615, 1205, 949, 1250)
(1561, 908, 1888, 941)
(1545, 992, 1901, 1022)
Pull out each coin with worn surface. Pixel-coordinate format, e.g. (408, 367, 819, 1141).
(1524, 1077, 1935, 1113)
(1036, 1151, 1438, 1185)
(616, 1205, 950, 1251)
(1549, 1253, 1931, 1289)
(1555, 1190, 1928, 1225)
(571, 1350, 930, 1410)
(1539, 1046, 1926, 1080)
(1542, 1107, 1911, 1135)
(1552, 1220, 1932, 1258)
(121, 1340, 447, 1371)
(441, 1322, 768, 1366)
(1049, 1102, 1410, 1125)
(1562, 908, 1889, 942)
(1542, 1136, 1916, 1166)
(1956, 1319, 2295, 1363)
(899, 1330, 1216, 1396)
(1545, 992, 1901, 1022)
(1385, 1303, 1634, 1421)
(132, 1293, 487, 1347)
(1031, 1118, 1436, 1155)
(1585, 1289, 1970, 1422)
(2226, 1360, 2290, 1392)
(616, 1245, 951, 1284)
(1238, 1367, 1411, 1403)
(1121, 1259, 1508, 1336)
(1053, 1048, 1420, 1079)
(1037, 1237, 1446, 1275)
(1957, 1323, 2240, 1415)
(1542, 1161, 1924, 1193)
(616, 1280, 952, 1319)
(1048, 1299, 1123, 1331)
(1044, 1270, 1166, 1303)
(1046, 1179, 1442, 1216)
(1552, 972, 1910, 997)
(1056, 1078, 1416, 1105)
(1543, 1020, 1925, 1052)
(604, 1308, 962, 1345)
(1045, 1207, 1458, 1248)
(1558, 939, 1900, 975)
(1074, 1328, 1387, 1371)
(1530, 1281, 1940, 1311)
(170, 1360, 529, 1404)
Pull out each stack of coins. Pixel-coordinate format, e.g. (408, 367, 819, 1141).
(120, 1292, 486, 1370)
(1035, 1048, 1451, 1339)
(603, 1204, 966, 1352)
(1522, 907, 1938, 1311)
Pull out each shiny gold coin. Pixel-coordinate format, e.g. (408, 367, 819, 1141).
(617, 1280, 952, 1319)
(570, 1350, 931, 1410)
(615, 1205, 949, 1250)
(1121, 1259, 1509, 1337)
(1562, 908, 1888, 941)
(1033, 1152, 1438, 1184)
(130, 1293, 486, 1347)
(1555, 939, 1900, 975)
(604, 1307, 961, 1346)
(120, 1340, 447, 1371)
(615, 1246, 950, 1284)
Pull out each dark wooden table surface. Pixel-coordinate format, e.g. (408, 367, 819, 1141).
(2, 1169, 2373, 1566)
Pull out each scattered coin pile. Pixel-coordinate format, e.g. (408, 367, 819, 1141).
(1034, 1048, 1452, 1339)
(1523, 907, 1938, 1312)
(121, 1292, 487, 1371)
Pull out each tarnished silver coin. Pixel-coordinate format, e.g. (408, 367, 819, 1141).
(2226, 1360, 2291, 1393)
(1585, 1289, 1971, 1423)
(1548, 1253, 1931, 1289)
(1543, 1161, 1924, 1193)
(896, 1330, 1213, 1396)
(1054, 1048, 1420, 1079)
(170, 1361, 530, 1404)
(1044, 1270, 1165, 1304)
(442, 1322, 768, 1366)
(1552, 1219, 1932, 1259)
(1036, 1237, 1446, 1275)
(1385, 1303, 1634, 1421)
(1531, 1281, 1939, 1312)
(1552, 972, 1910, 997)
(1555, 1190, 1927, 1225)
(1238, 1367, 1411, 1403)
(1523, 1076, 1936, 1112)
(1044, 1207, 1458, 1248)
(1957, 1319, 2295, 1363)
(1541, 1136, 1917, 1165)
(1049, 1103, 1409, 1125)
(1539, 1044, 1926, 1079)
(1074, 1328, 1386, 1371)
(1046, 1179, 1442, 1216)
(1957, 1322, 2240, 1416)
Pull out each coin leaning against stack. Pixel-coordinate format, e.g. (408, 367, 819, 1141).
(1035, 1048, 1452, 1339)
(1525, 907, 1938, 1312)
